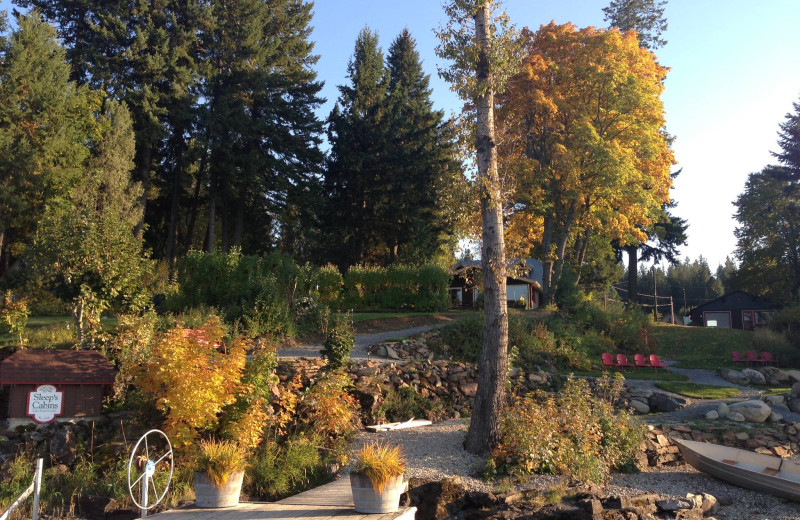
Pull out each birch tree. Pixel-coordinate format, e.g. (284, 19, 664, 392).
(435, 0, 520, 455)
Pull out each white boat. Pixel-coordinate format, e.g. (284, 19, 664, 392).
(674, 438, 800, 502)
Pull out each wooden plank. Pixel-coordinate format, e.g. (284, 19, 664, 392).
(365, 419, 432, 432)
(147, 477, 415, 520)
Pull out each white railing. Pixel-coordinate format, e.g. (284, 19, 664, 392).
(0, 458, 43, 520)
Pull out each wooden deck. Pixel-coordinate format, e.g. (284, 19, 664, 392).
(148, 477, 417, 520)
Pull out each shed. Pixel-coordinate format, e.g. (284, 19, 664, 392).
(688, 291, 776, 330)
(0, 350, 115, 423)
(450, 258, 544, 309)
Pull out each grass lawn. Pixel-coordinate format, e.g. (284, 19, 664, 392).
(655, 381, 742, 399)
(651, 323, 752, 370)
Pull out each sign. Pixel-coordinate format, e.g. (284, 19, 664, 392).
(27, 384, 63, 423)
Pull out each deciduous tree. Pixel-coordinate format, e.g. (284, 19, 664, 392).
(497, 23, 673, 304)
(436, 0, 520, 455)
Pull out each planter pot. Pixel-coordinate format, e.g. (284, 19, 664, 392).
(350, 472, 406, 514)
(194, 470, 244, 508)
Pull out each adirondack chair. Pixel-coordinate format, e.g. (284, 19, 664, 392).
(730, 351, 746, 365)
(761, 351, 779, 367)
(633, 353, 649, 371)
(616, 353, 632, 371)
(649, 354, 669, 373)
(745, 350, 763, 366)
(601, 352, 615, 370)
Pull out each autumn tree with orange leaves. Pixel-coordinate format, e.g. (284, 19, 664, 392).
(497, 22, 674, 304)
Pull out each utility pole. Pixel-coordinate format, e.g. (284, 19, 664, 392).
(653, 263, 657, 320)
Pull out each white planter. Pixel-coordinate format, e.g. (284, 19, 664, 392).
(350, 473, 406, 514)
(194, 470, 244, 508)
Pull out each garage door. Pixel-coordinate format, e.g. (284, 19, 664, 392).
(704, 311, 731, 328)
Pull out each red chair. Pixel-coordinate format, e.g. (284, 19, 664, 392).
(649, 354, 669, 373)
(633, 353, 648, 371)
(745, 350, 763, 366)
(731, 351, 746, 365)
(761, 351, 779, 367)
(616, 354, 632, 371)
(601, 352, 615, 370)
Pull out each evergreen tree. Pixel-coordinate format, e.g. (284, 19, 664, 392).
(773, 97, 800, 180)
(323, 27, 390, 269)
(603, 0, 668, 50)
(0, 12, 93, 278)
(31, 100, 149, 347)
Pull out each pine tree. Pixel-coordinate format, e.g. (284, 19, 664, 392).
(603, 0, 668, 50)
(773, 98, 800, 180)
(323, 27, 390, 269)
(0, 12, 93, 277)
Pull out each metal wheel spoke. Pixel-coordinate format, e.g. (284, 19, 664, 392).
(154, 449, 172, 466)
(132, 470, 147, 488)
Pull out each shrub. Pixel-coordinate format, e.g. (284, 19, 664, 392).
(0, 291, 28, 345)
(197, 439, 247, 486)
(341, 264, 449, 311)
(246, 433, 325, 500)
(378, 386, 445, 422)
(353, 441, 406, 493)
(300, 369, 360, 440)
(752, 327, 798, 366)
(492, 374, 644, 484)
(319, 309, 354, 369)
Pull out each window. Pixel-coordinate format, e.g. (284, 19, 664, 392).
(507, 284, 528, 301)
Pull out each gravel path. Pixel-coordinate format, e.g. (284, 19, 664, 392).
(277, 324, 445, 359)
(350, 419, 800, 520)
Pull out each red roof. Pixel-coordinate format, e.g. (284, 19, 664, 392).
(0, 350, 115, 385)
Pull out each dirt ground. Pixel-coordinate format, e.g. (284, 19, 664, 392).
(353, 314, 461, 334)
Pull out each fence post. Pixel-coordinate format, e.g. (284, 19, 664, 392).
(32, 458, 43, 520)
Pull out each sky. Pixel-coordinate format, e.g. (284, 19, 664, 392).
(3, 0, 800, 270)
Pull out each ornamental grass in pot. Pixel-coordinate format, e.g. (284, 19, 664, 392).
(194, 439, 247, 508)
(350, 441, 407, 513)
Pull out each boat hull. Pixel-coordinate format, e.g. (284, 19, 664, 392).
(674, 438, 800, 502)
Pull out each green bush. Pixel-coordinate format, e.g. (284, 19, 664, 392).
(320, 309, 354, 369)
(752, 327, 799, 366)
(246, 433, 327, 501)
(341, 264, 449, 311)
(378, 386, 446, 422)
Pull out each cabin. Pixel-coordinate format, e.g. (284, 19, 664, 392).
(0, 350, 115, 426)
(688, 291, 776, 330)
(450, 258, 544, 309)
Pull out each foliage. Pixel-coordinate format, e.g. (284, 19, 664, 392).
(497, 22, 673, 303)
(649, 323, 751, 370)
(603, 0, 668, 50)
(246, 433, 325, 501)
(492, 375, 644, 483)
(29, 99, 151, 347)
(0, 290, 28, 344)
(197, 439, 248, 487)
(342, 264, 450, 311)
(322, 28, 467, 269)
(378, 386, 447, 423)
(319, 309, 354, 369)
(130, 316, 246, 447)
(654, 382, 740, 399)
(299, 369, 360, 440)
(353, 441, 407, 493)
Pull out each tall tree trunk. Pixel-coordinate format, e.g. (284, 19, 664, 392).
(133, 142, 153, 239)
(627, 245, 639, 305)
(464, 5, 508, 456)
(73, 300, 85, 349)
(165, 134, 186, 270)
(541, 215, 553, 306)
(574, 228, 592, 285)
(549, 202, 575, 300)
(206, 193, 216, 253)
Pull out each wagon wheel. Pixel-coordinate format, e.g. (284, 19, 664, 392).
(127, 429, 174, 512)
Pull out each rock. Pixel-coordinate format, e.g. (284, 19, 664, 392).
(629, 399, 650, 414)
(459, 381, 478, 397)
(742, 368, 767, 385)
(657, 498, 693, 511)
(765, 394, 786, 405)
(79, 496, 118, 520)
(763, 366, 791, 386)
(384, 346, 401, 360)
(718, 368, 749, 385)
(50, 427, 77, 465)
(717, 402, 729, 419)
(789, 397, 800, 414)
(768, 411, 784, 423)
(729, 400, 772, 423)
(785, 370, 800, 384)
(728, 411, 746, 422)
(649, 393, 687, 412)
(705, 410, 719, 420)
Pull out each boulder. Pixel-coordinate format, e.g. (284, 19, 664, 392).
(768, 411, 784, 423)
(789, 397, 800, 414)
(629, 399, 650, 414)
(717, 402, 729, 419)
(742, 368, 766, 385)
(718, 368, 749, 385)
(792, 381, 800, 397)
(728, 411, 746, 422)
(705, 410, 719, 420)
(729, 400, 772, 423)
(649, 393, 687, 412)
(50, 427, 77, 465)
(785, 369, 800, 383)
(763, 366, 791, 386)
